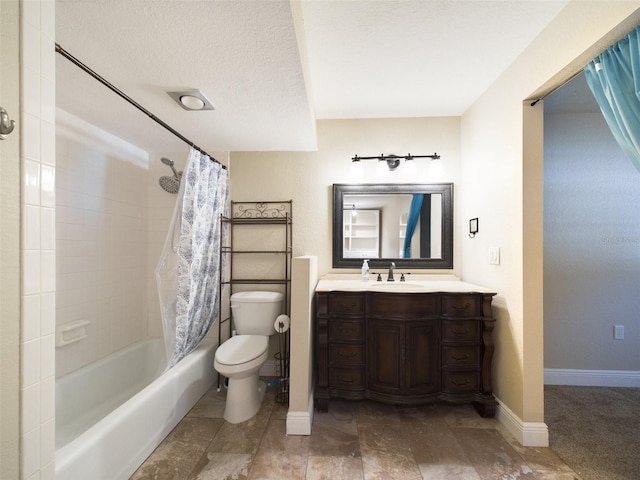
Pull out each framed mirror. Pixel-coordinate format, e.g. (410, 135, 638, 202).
(333, 183, 453, 269)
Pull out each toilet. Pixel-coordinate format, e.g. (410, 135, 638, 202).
(214, 291, 283, 423)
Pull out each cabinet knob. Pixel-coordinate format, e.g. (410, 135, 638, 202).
(338, 325, 358, 334)
(452, 327, 470, 336)
(452, 377, 471, 386)
(339, 375, 357, 384)
(338, 350, 357, 359)
(451, 353, 470, 361)
(451, 302, 471, 313)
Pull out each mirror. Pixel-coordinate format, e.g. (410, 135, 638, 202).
(333, 183, 453, 269)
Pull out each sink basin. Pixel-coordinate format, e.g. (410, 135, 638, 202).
(369, 282, 424, 291)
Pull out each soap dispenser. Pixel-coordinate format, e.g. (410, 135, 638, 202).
(361, 259, 370, 282)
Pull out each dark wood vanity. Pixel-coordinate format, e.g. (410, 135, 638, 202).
(314, 288, 497, 417)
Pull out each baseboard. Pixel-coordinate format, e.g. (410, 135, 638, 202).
(544, 368, 640, 387)
(496, 398, 549, 447)
(286, 393, 314, 436)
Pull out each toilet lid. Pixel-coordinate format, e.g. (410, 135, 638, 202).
(215, 335, 268, 366)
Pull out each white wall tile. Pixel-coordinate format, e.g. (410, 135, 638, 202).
(22, 68, 41, 117)
(21, 24, 40, 74)
(40, 292, 55, 336)
(23, 205, 41, 250)
(40, 335, 55, 379)
(40, 120, 55, 165)
(40, 251, 55, 293)
(20, 427, 40, 479)
(22, 250, 41, 296)
(22, 113, 41, 162)
(40, 207, 55, 250)
(22, 294, 41, 342)
(39, 376, 55, 422)
(21, 339, 41, 388)
(39, 418, 55, 467)
(40, 163, 55, 206)
(23, 159, 41, 205)
(21, 384, 40, 434)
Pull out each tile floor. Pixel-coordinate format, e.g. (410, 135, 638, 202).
(131, 381, 580, 480)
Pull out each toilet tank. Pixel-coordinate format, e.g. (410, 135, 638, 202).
(230, 291, 283, 336)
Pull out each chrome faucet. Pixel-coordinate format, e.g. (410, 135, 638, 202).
(387, 262, 396, 282)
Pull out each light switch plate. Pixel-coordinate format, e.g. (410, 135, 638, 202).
(488, 247, 500, 265)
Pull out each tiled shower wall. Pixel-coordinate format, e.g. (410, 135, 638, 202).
(20, 1, 56, 478)
(55, 110, 150, 377)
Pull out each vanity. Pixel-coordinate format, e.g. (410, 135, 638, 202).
(314, 277, 497, 417)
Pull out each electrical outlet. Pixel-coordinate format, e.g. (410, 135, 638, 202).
(614, 325, 624, 340)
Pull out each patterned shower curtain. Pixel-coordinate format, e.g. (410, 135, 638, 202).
(156, 148, 229, 368)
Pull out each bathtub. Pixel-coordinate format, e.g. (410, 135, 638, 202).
(55, 337, 216, 480)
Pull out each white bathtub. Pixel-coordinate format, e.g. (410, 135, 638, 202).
(55, 337, 216, 480)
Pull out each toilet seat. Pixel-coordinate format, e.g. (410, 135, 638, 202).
(215, 335, 268, 366)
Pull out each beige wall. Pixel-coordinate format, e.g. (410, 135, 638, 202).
(461, 1, 640, 425)
(231, 116, 462, 278)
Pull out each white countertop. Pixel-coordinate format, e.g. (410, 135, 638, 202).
(315, 274, 496, 294)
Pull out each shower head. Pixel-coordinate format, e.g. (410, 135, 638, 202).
(161, 157, 180, 178)
(159, 175, 181, 194)
(159, 157, 183, 194)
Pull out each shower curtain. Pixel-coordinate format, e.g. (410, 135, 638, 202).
(156, 148, 229, 368)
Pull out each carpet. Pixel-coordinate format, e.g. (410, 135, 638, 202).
(545, 385, 640, 480)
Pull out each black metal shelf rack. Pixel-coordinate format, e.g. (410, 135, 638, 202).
(217, 200, 292, 404)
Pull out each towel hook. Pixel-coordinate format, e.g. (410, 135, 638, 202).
(0, 107, 15, 140)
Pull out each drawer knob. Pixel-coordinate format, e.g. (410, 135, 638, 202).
(339, 375, 357, 384)
(452, 327, 470, 336)
(451, 302, 471, 312)
(451, 353, 471, 361)
(338, 325, 358, 334)
(338, 350, 357, 358)
(452, 377, 471, 386)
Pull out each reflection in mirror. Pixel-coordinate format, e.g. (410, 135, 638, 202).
(333, 184, 453, 269)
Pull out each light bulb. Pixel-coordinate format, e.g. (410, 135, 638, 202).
(429, 158, 444, 179)
(350, 161, 363, 178)
(404, 159, 416, 175)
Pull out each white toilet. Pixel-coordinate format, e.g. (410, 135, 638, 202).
(214, 291, 283, 423)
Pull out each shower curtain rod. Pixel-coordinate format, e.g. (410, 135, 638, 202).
(529, 69, 584, 107)
(55, 43, 226, 170)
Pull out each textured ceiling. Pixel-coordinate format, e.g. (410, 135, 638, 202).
(55, 0, 569, 154)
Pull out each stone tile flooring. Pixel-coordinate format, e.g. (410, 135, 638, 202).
(131, 382, 580, 480)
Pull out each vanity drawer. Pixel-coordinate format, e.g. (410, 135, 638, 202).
(442, 371, 479, 393)
(442, 295, 480, 317)
(442, 346, 480, 367)
(328, 319, 364, 341)
(329, 344, 364, 365)
(368, 293, 438, 317)
(329, 367, 365, 390)
(442, 320, 480, 343)
(329, 293, 364, 315)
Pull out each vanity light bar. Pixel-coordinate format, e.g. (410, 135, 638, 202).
(351, 153, 440, 170)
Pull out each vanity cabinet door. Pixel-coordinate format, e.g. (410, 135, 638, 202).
(368, 320, 403, 394)
(367, 319, 439, 396)
(405, 321, 439, 395)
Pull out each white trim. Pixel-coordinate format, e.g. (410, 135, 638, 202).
(496, 398, 549, 447)
(544, 368, 640, 387)
(286, 394, 314, 436)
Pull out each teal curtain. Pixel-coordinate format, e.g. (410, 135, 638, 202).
(584, 25, 640, 173)
(403, 194, 423, 258)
